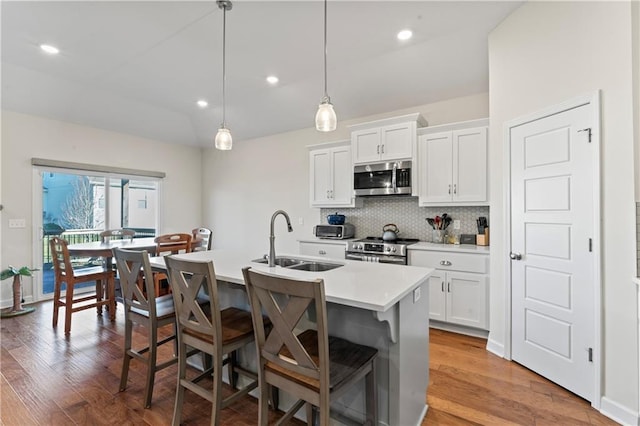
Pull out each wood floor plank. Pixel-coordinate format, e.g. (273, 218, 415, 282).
(0, 301, 620, 425)
(0, 374, 39, 426)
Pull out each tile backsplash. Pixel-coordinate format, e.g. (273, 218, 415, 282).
(321, 197, 489, 242)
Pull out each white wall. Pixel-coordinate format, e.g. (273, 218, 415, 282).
(489, 0, 638, 418)
(0, 110, 203, 306)
(201, 93, 489, 256)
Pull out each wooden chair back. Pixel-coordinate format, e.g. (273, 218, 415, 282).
(242, 267, 330, 395)
(154, 233, 192, 255)
(191, 227, 213, 251)
(165, 256, 222, 354)
(50, 236, 75, 280)
(113, 248, 157, 317)
(100, 229, 135, 243)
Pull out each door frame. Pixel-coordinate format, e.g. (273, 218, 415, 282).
(501, 91, 602, 408)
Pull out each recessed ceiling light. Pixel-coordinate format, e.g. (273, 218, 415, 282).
(197, 100, 208, 108)
(397, 30, 413, 41)
(266, 75, 279, 85)
(39, 44, 60, 55)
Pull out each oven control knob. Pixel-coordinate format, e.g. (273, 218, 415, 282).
(385, 247, 391, 252)
(391, 247, 396, 253)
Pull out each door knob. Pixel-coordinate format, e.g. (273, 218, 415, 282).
(510, 252, 522, 260)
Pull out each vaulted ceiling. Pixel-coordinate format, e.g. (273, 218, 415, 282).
(1, 1, 522, 147)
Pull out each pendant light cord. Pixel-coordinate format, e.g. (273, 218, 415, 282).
(221, 3, 227, 127)
(322, 0, 330, 103)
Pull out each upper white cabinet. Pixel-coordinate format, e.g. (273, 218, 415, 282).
(309, 141, 356, 207)
(349, 113, 427, 164)
(418, 119, 489, 206)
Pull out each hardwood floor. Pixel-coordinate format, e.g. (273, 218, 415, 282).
(1, 301, 617, 425)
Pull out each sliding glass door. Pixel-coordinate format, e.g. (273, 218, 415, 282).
(35, 169, 159, 300)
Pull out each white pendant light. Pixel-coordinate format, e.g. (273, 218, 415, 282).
(315, 0, 337, 132)
(215, 0, 233, 150)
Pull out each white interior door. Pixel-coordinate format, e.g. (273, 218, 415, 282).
(510, 102, 597, 402)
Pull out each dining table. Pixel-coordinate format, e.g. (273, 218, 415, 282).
(67, 237, 158, 269)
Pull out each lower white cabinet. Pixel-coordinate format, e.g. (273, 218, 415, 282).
(409, 249, 489, 330)
(299, 241, 346, 260)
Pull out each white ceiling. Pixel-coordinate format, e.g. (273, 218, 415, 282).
(1, 1, 522, 147)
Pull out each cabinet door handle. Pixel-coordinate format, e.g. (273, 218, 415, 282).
(453, 184, 457, 194)
(440, 260, 452, 266)
(381, 144, 385, 154)
(447, 282, 451, 292)
(319, 250, 326, 255)
(377, 145, 380, 154)
(441, 281, 444, 292)
(448, 184, 451, 194)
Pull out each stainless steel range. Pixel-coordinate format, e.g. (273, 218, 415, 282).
(346, 237, 419, 265)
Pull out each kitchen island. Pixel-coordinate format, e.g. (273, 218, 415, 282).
(150, 249, 433, 426)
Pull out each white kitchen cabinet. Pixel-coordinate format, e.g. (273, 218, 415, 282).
(309, 141, 355, 207)
(409, 249, 489, 330)
(299, 241, 346, 260)
(417, 119, 489, 206)
(349, 113, 427, 165)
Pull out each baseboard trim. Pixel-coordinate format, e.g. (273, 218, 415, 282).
(485, 336, 505, 358)
(429, 321, 489, 339)
(599, 396, 638, 425)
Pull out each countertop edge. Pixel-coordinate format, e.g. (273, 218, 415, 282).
(298, 238, 353, 245)
(408, 242, 490, 254)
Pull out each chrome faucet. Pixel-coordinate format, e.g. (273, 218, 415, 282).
(269, 210, 293, 267)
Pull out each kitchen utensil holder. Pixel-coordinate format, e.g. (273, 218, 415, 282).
(433, 230, 445, 244)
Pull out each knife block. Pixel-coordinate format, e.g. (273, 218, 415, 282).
(477, 228, 490, 246)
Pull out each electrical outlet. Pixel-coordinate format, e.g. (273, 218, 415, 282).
(453, 220, 461, 230)
(298, 217, 304, 225)
(9, 219, 26, 228)
(413, 287, 421, 303)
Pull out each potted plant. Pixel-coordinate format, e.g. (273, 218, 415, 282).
(1, 265, 38, 317)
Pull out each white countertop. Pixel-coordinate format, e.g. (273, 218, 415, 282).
(149, 249, 433, 313)
(409, 241, 490, 254)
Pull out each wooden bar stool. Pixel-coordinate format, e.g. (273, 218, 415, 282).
(165, 256, 259, 426)
(242, 267, 378, 426)
(192, 227, 213, 251)
(113, 247, 178, 408)
(50, 237, 116, 335)
(153, 233, 192, 296)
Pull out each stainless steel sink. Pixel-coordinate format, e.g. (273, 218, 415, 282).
(252, 256, 306, 267)
(252, 256, 343, 272)
(287, 262, 343, 272)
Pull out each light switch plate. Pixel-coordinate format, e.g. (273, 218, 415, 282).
(413, 287, 421, 303)
(9, 219, 26, 228)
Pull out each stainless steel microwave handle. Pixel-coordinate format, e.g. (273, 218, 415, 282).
(392, 162, 397, 193)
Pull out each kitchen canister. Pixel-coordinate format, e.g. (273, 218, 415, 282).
(432, 230, 445, 244)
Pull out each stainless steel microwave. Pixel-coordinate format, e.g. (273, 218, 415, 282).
(313, 224, 355, 239)
(354, 161, 412, 196)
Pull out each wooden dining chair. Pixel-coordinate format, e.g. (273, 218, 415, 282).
(165, 256, 258, 426)
(242, 267, 378, 426)
(113, 247, 178, 408)
(100, 229, 136, 302)
(152, 233, 192, 296)
(192, 227, 213, 252)
(100, 228, 135, 243)
(50, 237, 116, 335)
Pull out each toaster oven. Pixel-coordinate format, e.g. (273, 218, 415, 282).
(313, 224, 355, 239)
